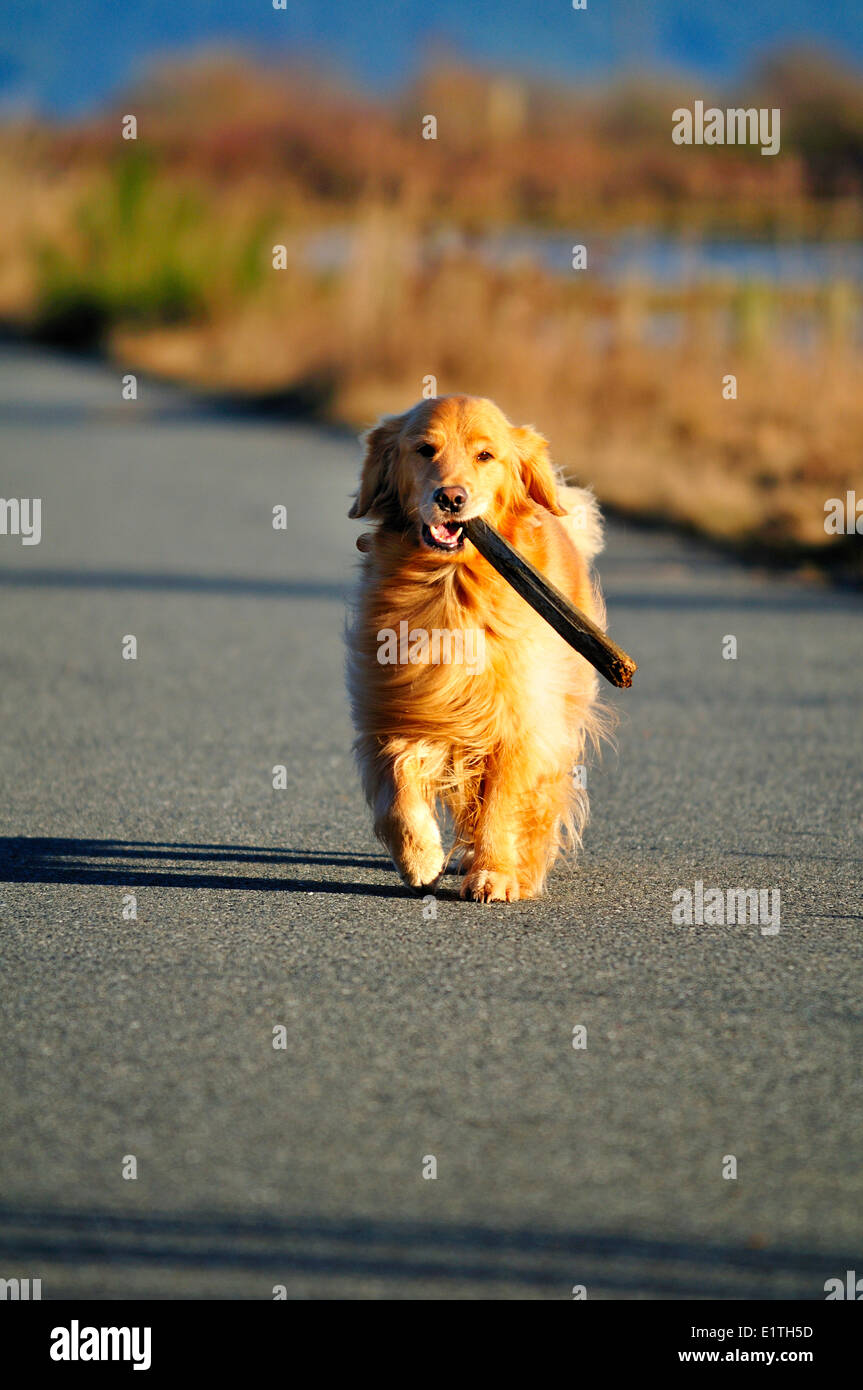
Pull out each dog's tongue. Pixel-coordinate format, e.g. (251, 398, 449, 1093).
(430, 521, 461, 544)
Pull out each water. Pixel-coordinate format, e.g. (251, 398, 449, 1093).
(304, 226, 863, 287)
(482, 231, 863, 286)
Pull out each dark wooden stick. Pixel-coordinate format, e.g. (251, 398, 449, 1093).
(462, 516, 637, 689)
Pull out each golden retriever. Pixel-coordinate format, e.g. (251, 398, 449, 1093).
(346, 395, 608, 902)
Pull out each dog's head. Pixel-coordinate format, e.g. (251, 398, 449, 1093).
(349, 395, 565, 556)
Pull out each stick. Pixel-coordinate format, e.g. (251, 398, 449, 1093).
(462, 516, 637, 689)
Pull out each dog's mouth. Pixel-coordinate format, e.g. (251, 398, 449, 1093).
(421, 520, 465, 553)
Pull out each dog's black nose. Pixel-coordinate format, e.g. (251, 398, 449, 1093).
(433, 486, 468, 514)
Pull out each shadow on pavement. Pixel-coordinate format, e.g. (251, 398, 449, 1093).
(0, 837, 420, 898)
(0, 1202, 845, 1299)
(0, 568, 347, 601)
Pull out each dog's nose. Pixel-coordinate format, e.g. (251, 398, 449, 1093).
(433, 485, 468, 514)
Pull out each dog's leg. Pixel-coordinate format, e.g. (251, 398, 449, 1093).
(361, 739, 445, 893)
(514, 769, 577, 898)
(460, 752, 525, 903)
(460, 754, 583, 902)
(449, 769, 483, 876)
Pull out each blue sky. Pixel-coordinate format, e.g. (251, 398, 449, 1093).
(3, 0, 862, 116)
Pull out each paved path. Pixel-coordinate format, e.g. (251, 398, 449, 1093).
(0, 345, 860, 1298)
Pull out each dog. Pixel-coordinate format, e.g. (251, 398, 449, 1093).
(346, 395, 609, 902)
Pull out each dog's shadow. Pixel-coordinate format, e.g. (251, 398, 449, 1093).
(0, 836, 463, 900)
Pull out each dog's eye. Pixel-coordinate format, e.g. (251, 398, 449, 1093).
(476, 450, 494, 462)
(417, 443, 436, 458)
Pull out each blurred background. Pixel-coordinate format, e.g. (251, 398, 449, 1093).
(1, 0, 861, 574)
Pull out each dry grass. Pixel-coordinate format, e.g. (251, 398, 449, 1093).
(106, 222, 861, 563)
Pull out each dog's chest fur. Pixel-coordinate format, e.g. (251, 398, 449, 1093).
(354, 556, 573, 753)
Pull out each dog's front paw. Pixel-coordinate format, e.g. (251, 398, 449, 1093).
(460, 868, 521, 903)
(392, 837, 445, 894)
(376, 799, 444, 895)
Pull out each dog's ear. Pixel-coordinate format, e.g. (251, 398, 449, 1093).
(512, 424, 567, 516)
(348, 415, 405, 519)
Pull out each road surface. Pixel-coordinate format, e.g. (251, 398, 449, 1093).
(0, 344, 861, 1298)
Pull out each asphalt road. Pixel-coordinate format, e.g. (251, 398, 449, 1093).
(0, 344, 861, 1300)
